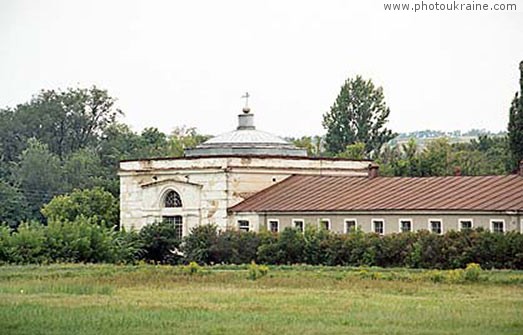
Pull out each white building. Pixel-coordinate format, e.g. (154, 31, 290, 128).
(118, 107, 370, 236)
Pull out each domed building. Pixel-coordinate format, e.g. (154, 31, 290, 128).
(119, 104, 523, 236)
(185, 107, 307, 158)
(119, 106, 370, 236)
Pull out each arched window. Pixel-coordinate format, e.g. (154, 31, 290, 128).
(163, 190, 182, 208)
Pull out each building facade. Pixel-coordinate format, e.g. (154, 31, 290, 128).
(118, 108, 370, 235)
(120, 107, 523, 236)
(229, 174, 523, 234)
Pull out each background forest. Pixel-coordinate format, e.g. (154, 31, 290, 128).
(1, 64, 522, 228)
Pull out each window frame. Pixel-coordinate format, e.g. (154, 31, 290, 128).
(162, 215, 183, 239)
(490, 219, 505, 233)
(344, 218, 358, 234)
(163, 189, 182, 208)
(428, 218, 443, 235)
(268, 219, 279, 233)
(398, 218, 413, 233)
(292, 219, 305, 232)
(318, 218, 331, 231)
(372, 219, 385, 235)
(238, 220, 250, 232)
(458, 218, 474, 231)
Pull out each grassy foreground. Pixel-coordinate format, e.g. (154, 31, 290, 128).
(0, 264, 522, 335)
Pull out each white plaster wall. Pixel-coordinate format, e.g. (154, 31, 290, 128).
(119, 156, 369, 233)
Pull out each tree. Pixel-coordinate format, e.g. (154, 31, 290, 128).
(14, 139, 63, 219)
(62, 148, 107, 192)
(41, 187, 119, 228)
(508, 60, 523, 169)
(291, 136, 324, 156)
(337, 142, 366, 160)
(323, 76, 396, 157)
(168, 126, 209, 157)
(0, 86, 120, 161)
(0, 180, 30, 228)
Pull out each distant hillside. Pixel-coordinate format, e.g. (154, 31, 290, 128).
(390, 129, 507, 147)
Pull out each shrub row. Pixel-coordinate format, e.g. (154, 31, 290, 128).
(1, 221, 523, 269)
(0, 218, 140, 264)
(183, 225, 523, 270)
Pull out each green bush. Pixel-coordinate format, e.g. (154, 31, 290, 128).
(0, 225, 12, 264)
(138, 221, 182, 264)
(10, 221, 47, 264)
(212, 230, 260, 264)
(183, 261, 202, 275)
(1, 218, 523, 270)
(182, 225, 218, 264)
(463, 263, 482, 282)
(41, 187, 119, 228)
(247, 261, 269, 280)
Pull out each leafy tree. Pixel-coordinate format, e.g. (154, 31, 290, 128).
(14, 139, 63, 219)
(337, 142, 366, 160)
(508, 60, 523, 168)
(0, 86, 121, 161)
(291, 136, 324, 156)
(62, 148, 107, 192)
(419, 138, 453, 176)
(323, 76, 396, 157)
(41, 187, 119, 228)
(168, 126, 209, 157)
(0, 180, 30, 228)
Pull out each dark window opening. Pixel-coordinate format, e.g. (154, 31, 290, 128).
(164, 190, 182, 208)
(238, 220, 250, 232)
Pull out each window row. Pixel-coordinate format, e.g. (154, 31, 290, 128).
(239, 218, 507, 234)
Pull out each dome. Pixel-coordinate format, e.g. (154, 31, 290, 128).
(185, 108, 307, 157)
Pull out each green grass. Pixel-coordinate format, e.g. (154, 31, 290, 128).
(0, 264, 522, 334)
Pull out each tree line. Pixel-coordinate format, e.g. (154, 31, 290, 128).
(1, 61, 522, 227)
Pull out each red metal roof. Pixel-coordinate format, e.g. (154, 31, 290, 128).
(229, 174, 523, 213)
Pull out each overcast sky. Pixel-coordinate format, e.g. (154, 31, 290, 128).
(1, 0, 522, 138)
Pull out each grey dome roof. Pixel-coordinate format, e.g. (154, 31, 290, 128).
(185, 109, 307, 157)
(204, 129, 288, 145)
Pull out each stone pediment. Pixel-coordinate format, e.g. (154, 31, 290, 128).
(140, 178, 202, 189)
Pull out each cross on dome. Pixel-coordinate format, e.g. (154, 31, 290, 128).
(241, 92, 251, 114)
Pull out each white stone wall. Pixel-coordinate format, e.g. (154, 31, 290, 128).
(119, 156, 369, 233)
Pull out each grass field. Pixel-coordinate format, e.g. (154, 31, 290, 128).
(0, 264, 522, 335)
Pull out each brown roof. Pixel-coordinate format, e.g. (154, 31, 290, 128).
(229, 174, 523, 213)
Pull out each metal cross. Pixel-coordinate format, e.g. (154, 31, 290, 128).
(241, 92, 250, 108)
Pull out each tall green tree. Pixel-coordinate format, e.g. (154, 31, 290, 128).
(508, 60, 523, 169)
(0, 180, 30, 228)
(14, 139, 63, 219)
(0, 86, 120, 161)
(323, 76, 396, 157)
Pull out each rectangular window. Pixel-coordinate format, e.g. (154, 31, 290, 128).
(491, 220, 504, 233)
(429, 219, 442, 234)
(372, 219, 384, 235)
(163, 215, 183, 239)
(459, 219, 473, 231)
(293, 219, 304, 232)
(399, 219, 412, 233)
(319, 219, 330, 231)
(269, 219, 279, 233)
(344, 219, 357, 233)
(238, 220, 250, 232)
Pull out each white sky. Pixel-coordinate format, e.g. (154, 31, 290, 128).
(1, 0, 522, 138)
